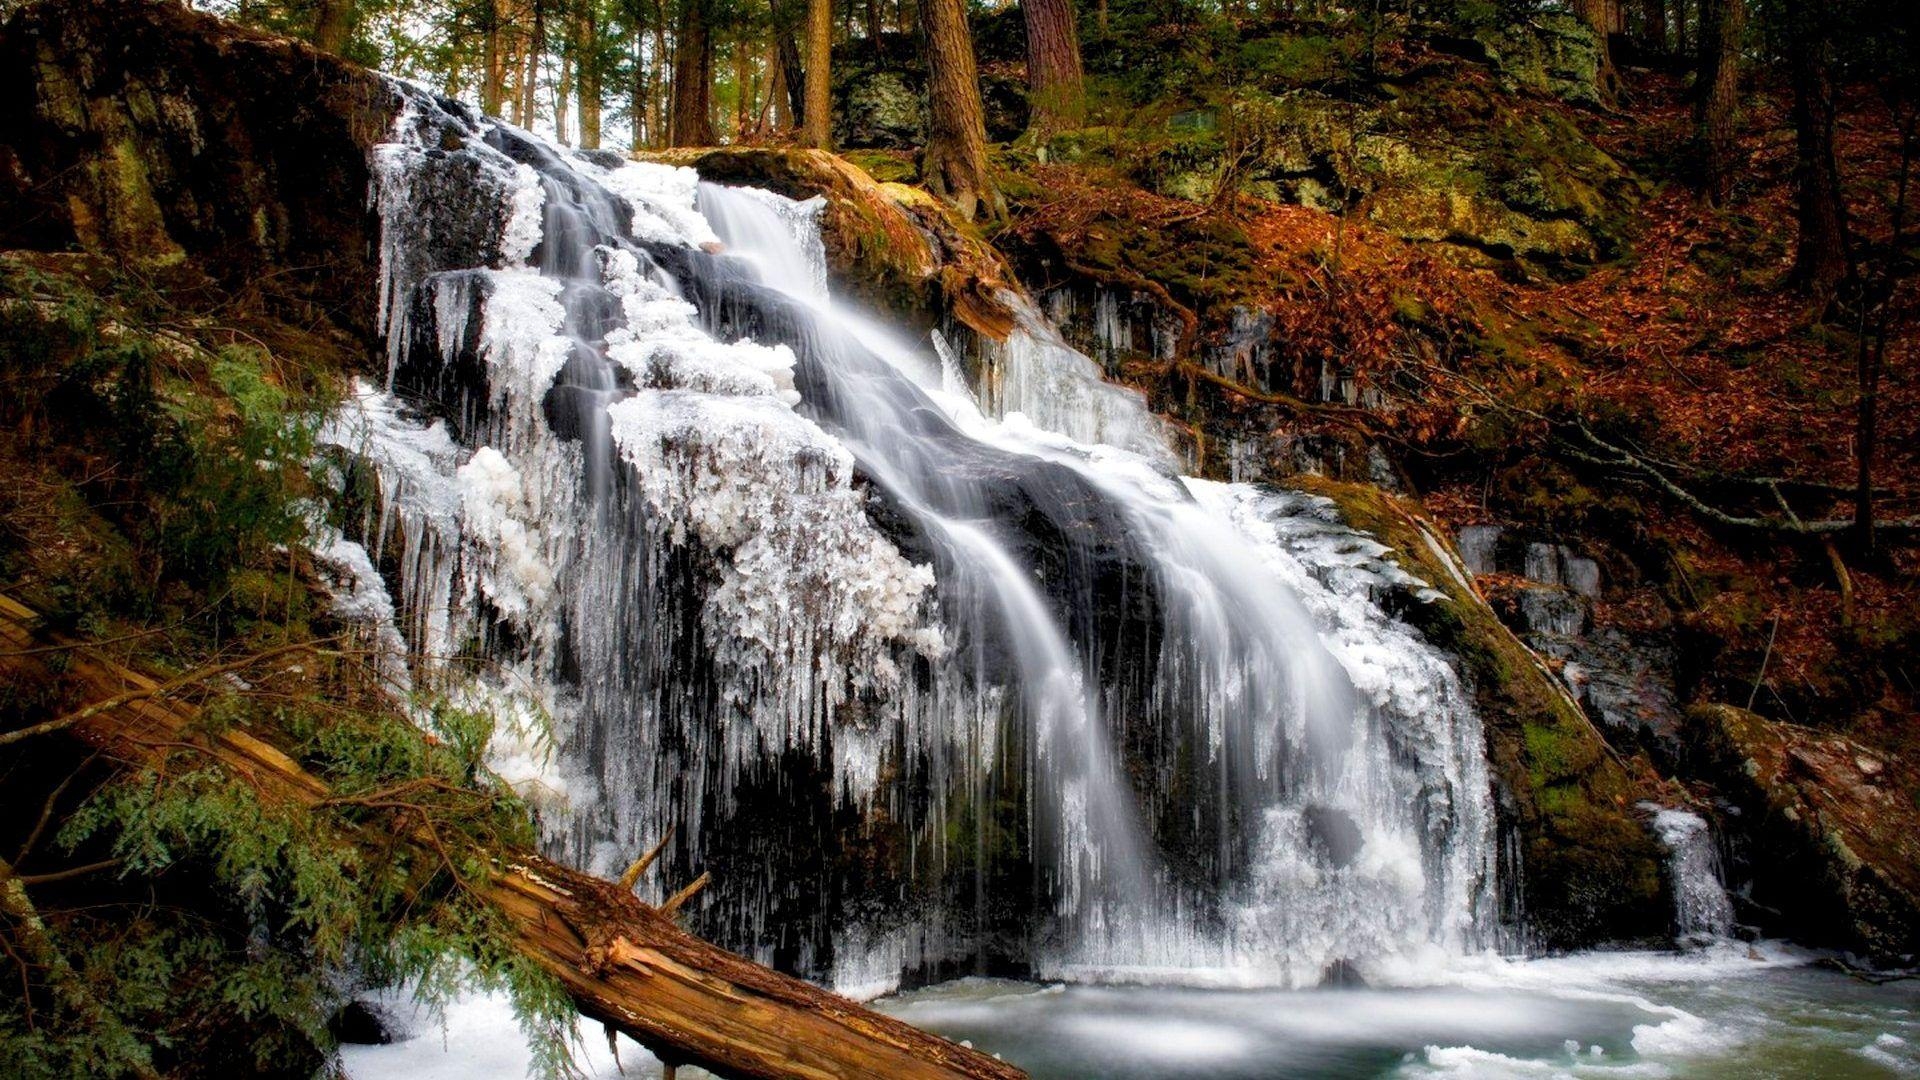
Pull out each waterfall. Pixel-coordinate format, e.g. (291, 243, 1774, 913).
(1642, 805, 1736, 944)
(320, 82, 1500, 993)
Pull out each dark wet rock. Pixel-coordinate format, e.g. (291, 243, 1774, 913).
(1304, 805, 1365, 870)
(1465, 530, 1685, 763)
(329, 1000, 398, 1046)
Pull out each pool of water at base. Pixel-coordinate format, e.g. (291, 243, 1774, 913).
(872, 944, 1919, 1079)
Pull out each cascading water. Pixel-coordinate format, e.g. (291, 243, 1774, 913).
(1643, 805, 1737, 944)
(318, 82, 1501, 994)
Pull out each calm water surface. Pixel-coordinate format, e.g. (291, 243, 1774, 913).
(875, 945, 1919, 1079)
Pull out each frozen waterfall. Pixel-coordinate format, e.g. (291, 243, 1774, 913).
(318, 81, 1501, 994)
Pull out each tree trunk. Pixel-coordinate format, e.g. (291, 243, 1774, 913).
(483, 0, 507, 115)
(1673, 0, 1689, 56)
(632, 31, 648, 149)
(1784, 0, 1851, 296)
(312, 0, 353, 54)
(670, 0, 715, 145)
(1022, 0, 1084, 141)
(556, 40, 573, 143)
(921, 0, 1000, 220)
(1572, 0, 1622, 102)
(733, 36, 754, 140)
(1638, 0, 1667, 57)
(1852, 110, 1911, 555)
(802, 0, 832, 147)
(779, 31, 806, 129)
(651, 5, 669, 147)
(578, 4, 603, 149)
(1692, 0, 1742, 203)
(0, 595, 1027, 1080)
(766, 37, 794, 130)
(519, 1, 546, 129)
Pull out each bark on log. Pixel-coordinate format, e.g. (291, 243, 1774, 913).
(0, 594, 1024, 1080)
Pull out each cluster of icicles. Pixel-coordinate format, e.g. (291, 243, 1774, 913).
(313, 80, 1504, 994)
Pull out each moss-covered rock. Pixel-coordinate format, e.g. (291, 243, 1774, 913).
(1115, 42, 1637, 274)
(837, 70, 925, 150)
(828, 32, 1029, 149)
(643, 146, 1021, 342)
(1681, 704, 1920, 963)
(1472, 12, 1606, 107)
(1291, 476, 1671, 950)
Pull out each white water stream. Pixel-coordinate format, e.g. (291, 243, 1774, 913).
(321, 83, 1498, 993)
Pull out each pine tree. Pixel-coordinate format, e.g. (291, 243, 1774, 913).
(671, 0, 715, 144)
(802, 0, 831, 147)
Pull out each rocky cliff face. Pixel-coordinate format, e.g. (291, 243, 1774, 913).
(0, 0, 397, 343)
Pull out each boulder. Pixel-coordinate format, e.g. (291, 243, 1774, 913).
(642, 147, 1020, 343)
(1683, 704, 1920, 963)
(0, 0, 398, 342)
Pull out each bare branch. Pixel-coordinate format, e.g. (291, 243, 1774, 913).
(0, 637, 339, 749)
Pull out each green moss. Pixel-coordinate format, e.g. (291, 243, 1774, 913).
(842, 150, 919, 185)
(1287, 476, 1668, 945)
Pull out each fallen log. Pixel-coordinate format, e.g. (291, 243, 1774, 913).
(0, 594, 1024, 1080)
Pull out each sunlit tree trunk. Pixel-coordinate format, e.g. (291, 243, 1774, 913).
(1784, 0, 1850, 296)
(651, 0, 669, 147)
(802, 0, 831, 147)
(578, 3, 603, 149)
(556, 40, 573, 143)
(632, 30, 648, 149)
(1692, 0, 1742, 202)
(312, 0, 353, 53)
(921, 0, 1000, 220)
(1022, 0, 1083, 141)
(670, 0, 714, 145)
(483, 0, 507, 115)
